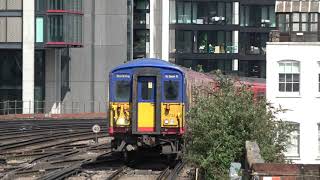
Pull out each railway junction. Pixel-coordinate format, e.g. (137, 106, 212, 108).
(0, 115, 193, 180)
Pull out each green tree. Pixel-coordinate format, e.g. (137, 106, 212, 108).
(184, 74, 294, 179)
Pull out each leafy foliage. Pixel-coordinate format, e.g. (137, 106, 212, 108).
(184, 74, 294, 179)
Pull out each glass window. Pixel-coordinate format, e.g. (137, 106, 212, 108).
(141, 81, 153, 100)
(195, 31, 232, 54)
(36, 0, 45, 12)
(177, 2, 184, 23)
(6, 17, 22, 42)
(0, 0, 6, 10)
(310, 13, 318, 32)
(318, 124, 320, 155)
(49, 0, 63, 10)
(241, 5, 275, 27)
(133, 29, 149, 58)
(285, 123, 300, 157)
(278, 61, 300, 92)
(7, 0, 22, 10)
(0, 17, 6, 42)
(135, 0, 149, 10)
(226, 3, 232, 24)
(318, 74, 320, 92)
(184, 2, 191, 24)
(164, 81, 179, 100)
(176, 31, 192, 53)
(48, 15, 64, 42)
(169, 0, 176, 24)
(36, 17, 44, 43)
(115, 81, 131, 101)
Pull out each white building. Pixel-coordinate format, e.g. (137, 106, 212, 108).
(267, 42, 320, 163)
(267, 0, 320, 164)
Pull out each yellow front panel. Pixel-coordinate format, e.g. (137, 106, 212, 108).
(161, 103, 184, 128)
(138, 102, 155, 132)
(109, 102, 131, 127)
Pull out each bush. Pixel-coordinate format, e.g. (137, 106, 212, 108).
(184, 74, 294, 179)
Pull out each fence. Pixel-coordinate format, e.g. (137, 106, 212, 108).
(0, 100, 107, 115)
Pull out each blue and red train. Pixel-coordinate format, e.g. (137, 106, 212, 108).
(107, 58, 265, 158)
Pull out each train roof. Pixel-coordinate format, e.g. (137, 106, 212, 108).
(111, 58, 184, 74)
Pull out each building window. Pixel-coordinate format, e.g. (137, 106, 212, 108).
(47, 14, 83, 44)
(310, 13, 318, 32)
(278, 13, 290, 32)
(318, 124, 320, 155)
(240, 5, 275, 27)
(318, 62, 320, 92)
(133, 29, 149, 59)
(36, 0, 46, 12)
(291, 13, 319, 32)
(135, 0, 149, 10)
(35, 51, 45, 113)
(278, 61, 300, 92)
(48, 15, 64, 42)
(36, 17, 44, 43)
(240, 32, 268, 55)
(195, 31, 232, 54)
(172, 1, 232, 25)
(0, 0, 22, 10)
(61, 48, 70, 101)
(285, 123, 300, 157)
(176, 30, 192, 53)
(48, 0, 83, 12)
(0, 17, 22, 43)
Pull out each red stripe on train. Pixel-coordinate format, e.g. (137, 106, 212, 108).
(138, 127, 155, 132)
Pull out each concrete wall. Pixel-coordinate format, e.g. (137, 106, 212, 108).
(266, 42, 320, 164)
(62, 0, 128, 113)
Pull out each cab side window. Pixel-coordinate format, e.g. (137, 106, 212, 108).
(164, 81, 179, 100)
(115, 80, 131, 101)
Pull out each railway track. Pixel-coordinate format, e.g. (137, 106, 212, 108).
(157, 161, 186, 180)
(0, 119, 111, 180)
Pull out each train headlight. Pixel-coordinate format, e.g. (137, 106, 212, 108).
(164, 119, 169, 125)
(170, 119, 175, 125)
(116, 117, 129, 126)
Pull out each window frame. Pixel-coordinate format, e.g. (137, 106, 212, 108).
(114, 80, 131, 102)
(163, 80, 180, 101)
(285, 122, 300, 158)
(278, 60, 300, 96)
(173, 1, 233, 25)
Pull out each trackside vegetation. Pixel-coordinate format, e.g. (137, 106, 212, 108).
(184, 74, 294, 179)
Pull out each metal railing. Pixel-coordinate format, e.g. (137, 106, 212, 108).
(0, 100, 107, 115)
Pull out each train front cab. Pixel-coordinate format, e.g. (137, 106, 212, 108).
(108, 61, 185, 156)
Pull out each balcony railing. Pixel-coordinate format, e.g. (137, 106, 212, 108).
(0, 100, 107, 115)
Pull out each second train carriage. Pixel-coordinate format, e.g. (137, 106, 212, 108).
(108, 58, 186, 157)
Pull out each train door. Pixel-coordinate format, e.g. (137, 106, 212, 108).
(137, 76, 156, 133)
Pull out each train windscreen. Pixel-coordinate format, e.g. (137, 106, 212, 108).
(115, 80, 131, 101)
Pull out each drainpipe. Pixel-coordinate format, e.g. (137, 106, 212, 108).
(91, 0, 95, 112)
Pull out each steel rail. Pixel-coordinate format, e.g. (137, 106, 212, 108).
(156, 166, 171, 180)
(0, 131, 99, 150)
(167, 161, 185, 180)
(106, 165, 127, 180)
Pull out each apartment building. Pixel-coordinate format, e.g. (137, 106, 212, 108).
(267, 0, 320, 163)
(168, 0, 276, 78)
(0, 0, 276, 115)
(0, 0, 132, 114)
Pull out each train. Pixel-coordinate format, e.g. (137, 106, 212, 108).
(107, 58, 265, 159)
